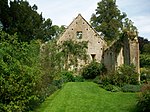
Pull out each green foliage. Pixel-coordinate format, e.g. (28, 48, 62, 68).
(59, 39, 88, 71)
(137, 84, 150, 112)
(118, 64, 139, 85)
(138, 37, 149, 54)
(0, 31, 41, 111)
(74, 75, 84, 82)
(36, 19, 65, 42)
(97, 64, 139, 90)
(39, 39, 88, 104)
(90, 0, 126, 41)
(140, 68, 150, 83)
(142, 43, 150, 54)
(100, 84, 121, 92)
(140, 54, 150, 68)
(122, 84, 141, 92)
(60, 71, 75, 82)
(82, 61, 105, 79)
(0, 0, 59, 42)
(122, 18, 138, 40)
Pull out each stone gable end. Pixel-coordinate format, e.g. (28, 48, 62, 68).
(58, 14, 107, 62)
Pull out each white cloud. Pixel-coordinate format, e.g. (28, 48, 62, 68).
(28, 0, 150, 40)
(132, 15, 150, 38)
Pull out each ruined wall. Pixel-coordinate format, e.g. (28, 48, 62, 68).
(129, 37, 140, 73)
(103, 40, 124, 72)
(57, 14, 140, 73)
(103, 37, 140, 73)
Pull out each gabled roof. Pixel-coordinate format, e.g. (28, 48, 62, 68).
(70, 14, 106, 42)
(58, 14, 107, 45)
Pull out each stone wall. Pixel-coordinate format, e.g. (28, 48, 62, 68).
(58, 14, 140, 73)
(58, 14, 107, 63)
(103, 37, 140, 73)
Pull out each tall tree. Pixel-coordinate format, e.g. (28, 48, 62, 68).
(90, 0, 126, 42)
(0, 0, 59, 42)
(0, 0, 10, 30)
(8, 0, 43, 42)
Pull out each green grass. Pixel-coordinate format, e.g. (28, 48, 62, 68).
(35, 82, 137, 112)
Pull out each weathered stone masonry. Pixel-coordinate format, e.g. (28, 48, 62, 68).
(58, 14, 140, 73)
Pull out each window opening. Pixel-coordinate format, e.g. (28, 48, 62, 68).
(91, 54, 96, 60)
(76, 31, 82, 39)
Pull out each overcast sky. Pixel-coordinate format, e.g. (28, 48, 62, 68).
(28, 0, 150, 40)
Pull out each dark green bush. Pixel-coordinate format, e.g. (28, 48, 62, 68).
(81, 61, 106, 79)
(74, 75, 84, 82)
(122, 84, 141, 92)
(140, 54, 150, 68)
(61, 71, 75, 82)
(137, 84, 150, 112)
(100, 84, 121, 92)
(105, 64, 139, 87)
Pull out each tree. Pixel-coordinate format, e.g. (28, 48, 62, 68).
(0, 0, 59, 42)
(36, 19, 66, 42)
(90, 0, 126, 42)
(0, 0, 10, 30)
(138, 36, 149, 53)
(8, 0, 43, 42)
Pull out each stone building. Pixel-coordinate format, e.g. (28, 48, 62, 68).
(58, 14, 140, 73)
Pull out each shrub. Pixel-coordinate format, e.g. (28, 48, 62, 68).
(60, 71, 75, 82)
(140, 67, 150, 83)
(81, 61, 106, 79)
(100, 84, 121, 92)
(137, 84, 150, 112)
(116, 64, 139, 86)
(0, 32, 41, 111)
(74, 75, 84, 82)
(105, 64, 139, 87)
(122, 84, 141, 92)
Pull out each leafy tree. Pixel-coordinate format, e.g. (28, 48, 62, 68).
(0, 0, 59, 42)
(36, 19, 65, 42)
(138, 36, 149, 53)
(142, 43, 150, 54)
(0, 31, 41, 111)
(0, 0, 10, 30)
(8, 0, 43, 42)
(140, 54, 150, 68)
(90, 0, 126, 41)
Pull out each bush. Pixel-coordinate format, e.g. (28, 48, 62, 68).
(74, 75, 84, 82)
(0, 32, 42, 111)
(104, 64, 139, 87)
(61, 71, 75, 82)
(137, 84, 150, 112)
(140, 67, 150, 83)
(122, 84, 141, 92)
(81, 61, 106, 79)
(100, 84, 121, 92)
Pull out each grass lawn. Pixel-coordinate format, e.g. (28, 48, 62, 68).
(35, 82, 137, 112)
